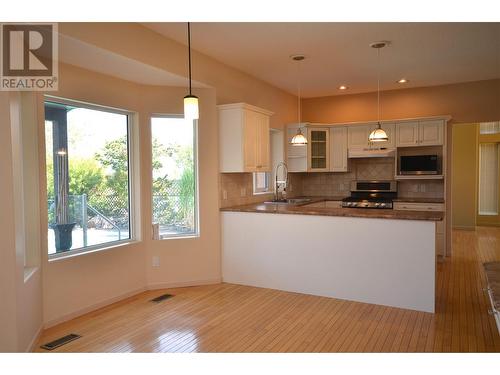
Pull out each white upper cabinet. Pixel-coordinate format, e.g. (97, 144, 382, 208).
(396, 122, 419, 147)
(330, 126, 348, 172)
(373, 123, 396, 149)
(307, 128, 330, 172)
(348, 125, 370, 149)
(219, 103, 273, 173)
(419, 120, 444, 146)
(396, 120, 444, 147)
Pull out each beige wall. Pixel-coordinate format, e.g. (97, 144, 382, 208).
(0, 93, 20, 352)
(451, 124, 478, 229)
(0, 92, 43, 352)
(39, 64, 220, 325)
(30, 22, 295, 327)
(302, 79, 500, 124)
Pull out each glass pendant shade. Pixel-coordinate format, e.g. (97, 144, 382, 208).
(290, 128, 308, 145)
(184, 95, 199, 120)
(368, 125, 389, 142)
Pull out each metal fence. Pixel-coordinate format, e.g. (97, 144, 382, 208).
(47, 179, 194, 243)
(152, 179, 194, 232)
(48, 192, 127, 247)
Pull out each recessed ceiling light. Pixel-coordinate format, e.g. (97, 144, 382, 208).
(290, 54, 306, 61)
(397, 78, 409, 84)
(338, 85, 348, 90)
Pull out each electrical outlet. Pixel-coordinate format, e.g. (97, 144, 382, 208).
(240, 187, 246, 197)
(222, 190, 228, 200)
(152, 256, 160, 267)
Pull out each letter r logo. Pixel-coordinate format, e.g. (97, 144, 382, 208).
(2, 24, 53, 76)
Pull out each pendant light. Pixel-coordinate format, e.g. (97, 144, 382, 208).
(368, 41, 389, 143)
(290, 54, 307, 146)
(184, 22, 199, 120)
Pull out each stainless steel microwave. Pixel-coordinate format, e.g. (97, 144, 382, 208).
(400, 155, 439, 175)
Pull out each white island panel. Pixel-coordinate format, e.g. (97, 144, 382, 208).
(222, 212, 435, 313)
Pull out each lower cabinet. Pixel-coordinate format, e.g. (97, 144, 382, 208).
(393, 201, 445, 257)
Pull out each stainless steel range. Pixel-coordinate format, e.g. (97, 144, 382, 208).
(342, 180, 397, 209)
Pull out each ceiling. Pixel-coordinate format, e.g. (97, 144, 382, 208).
(58, 34, 207, 88)
(144, 22, 500, 98)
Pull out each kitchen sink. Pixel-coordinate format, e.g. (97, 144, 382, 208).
(263, 198, 311, 205)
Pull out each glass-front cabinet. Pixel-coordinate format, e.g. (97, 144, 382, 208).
(307, 128, 329, 171)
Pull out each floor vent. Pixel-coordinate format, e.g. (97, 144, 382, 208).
(40, 333, 81, 351)
(151, 293, 174, 303)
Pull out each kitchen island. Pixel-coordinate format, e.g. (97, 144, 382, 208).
(221, 201, 443, 313)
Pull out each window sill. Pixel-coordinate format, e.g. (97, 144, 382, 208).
(157, 233, 200, 241)
(48, 240, 140, 262)
(253, 191, 273, 196)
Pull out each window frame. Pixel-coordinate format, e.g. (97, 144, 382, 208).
(44, 95, 138, 260)
(253, 172, 272, 195)
(150, 113, 200, 240)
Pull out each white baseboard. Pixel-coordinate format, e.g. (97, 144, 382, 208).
(147, 278, 222, 290)
(26, 325, 43, 352)
(44, 286, 146, 329)
(43, 278, 222, 329)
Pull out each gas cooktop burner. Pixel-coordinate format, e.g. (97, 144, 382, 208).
(341, 198, 393, 209)
(342, 180, 397, 209)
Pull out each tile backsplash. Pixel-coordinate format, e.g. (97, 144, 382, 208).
(219, 172, 303, 208)
(220, 157, 443, 208)
(300, 158, 395, 197)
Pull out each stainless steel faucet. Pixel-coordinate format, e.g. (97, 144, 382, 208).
(274, 161, 289, 201)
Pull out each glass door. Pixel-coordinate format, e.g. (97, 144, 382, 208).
(308, 128, 329, 171)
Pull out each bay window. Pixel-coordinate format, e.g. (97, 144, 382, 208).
(44, 98, 134, 257)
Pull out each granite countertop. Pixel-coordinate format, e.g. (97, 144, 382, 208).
(221, 201, 443, 221)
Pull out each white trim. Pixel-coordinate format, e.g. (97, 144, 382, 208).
(43, 95, 139, 259)
(308, 115, 452, 128)
(26, 325, 43, 353)
(150, 115, 200, 239)
(217, 102, 274, 117)
(48, 240, 140, 262)
(253, 171, 272, 195)
(158, 233, 200, 241)
(44, 95, 133, 116)
(147, 278, 222, 290)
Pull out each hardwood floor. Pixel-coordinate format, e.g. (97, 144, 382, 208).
(35, 227, 500, 353)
